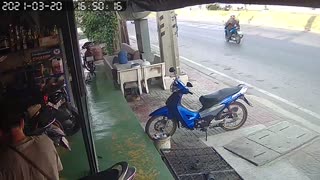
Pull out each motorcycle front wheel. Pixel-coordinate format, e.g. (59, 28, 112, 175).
(236, 35, 241, 44)
(145, 116, 177, 140)
(65, 109, 81, 136)
(58, 105, 81, 136)
(219, 101, 247, 131)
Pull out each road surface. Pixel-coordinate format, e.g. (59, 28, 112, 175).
(127, 19, 320, 125)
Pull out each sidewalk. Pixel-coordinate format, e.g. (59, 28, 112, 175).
(127, 60, 320, 179)
(128, 61, 284, 142)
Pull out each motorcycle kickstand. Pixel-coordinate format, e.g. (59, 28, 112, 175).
(201, 128, 208, 141)
(205, 128, 208, 141)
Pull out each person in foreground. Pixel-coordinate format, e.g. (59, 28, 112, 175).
(0, 103, 63, 180)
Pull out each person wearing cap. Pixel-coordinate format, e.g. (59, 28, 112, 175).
(0, 103, 63, 180)
(225, 14, 240, 39)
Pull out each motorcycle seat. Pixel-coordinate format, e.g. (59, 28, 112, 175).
(199, 86, 242, 110)
(44, 83, 65, 95)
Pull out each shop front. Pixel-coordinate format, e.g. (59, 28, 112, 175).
(0, 8, 99, 178)
(0, 5, 172, 180)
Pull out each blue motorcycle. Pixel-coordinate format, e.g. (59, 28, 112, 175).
(145, 67, 252, 140)
(225, 25, 243, 44)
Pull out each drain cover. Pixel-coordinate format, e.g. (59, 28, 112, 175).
(224, 121, 318, 166)
(161, 147, 243, 180)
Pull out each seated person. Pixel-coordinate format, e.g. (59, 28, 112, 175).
(111, 44, 142, 83)
(120, 43, 140, 60)
(112, 43, 141, 64)
(0, 103, 63, 180)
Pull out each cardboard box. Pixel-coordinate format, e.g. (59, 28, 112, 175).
(39, 35, 60, 47)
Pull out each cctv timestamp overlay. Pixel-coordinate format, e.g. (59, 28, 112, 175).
(1, 1, 127, 12)
(74, 1, 127, 11)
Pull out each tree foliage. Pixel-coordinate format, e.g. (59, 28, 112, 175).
(206, 4, 221, 11)
(76, 11, 119, 54)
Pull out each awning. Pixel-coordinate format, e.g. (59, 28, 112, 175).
(127, 0, 320, 12)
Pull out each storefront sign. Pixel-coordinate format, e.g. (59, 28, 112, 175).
(31, 48, 62, 62)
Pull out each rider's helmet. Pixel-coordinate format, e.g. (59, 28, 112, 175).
(86, 43, 94, 50)
(230, 12, 239, 19)
(82, 42, 94, 50)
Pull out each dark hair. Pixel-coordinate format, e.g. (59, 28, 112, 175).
(0, 102, 24, 133)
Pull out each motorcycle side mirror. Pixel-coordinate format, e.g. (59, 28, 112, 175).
(186, 82, 193, 87)
(169, 67, 176, 73)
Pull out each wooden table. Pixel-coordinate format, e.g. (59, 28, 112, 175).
(113, 59, 145, 95)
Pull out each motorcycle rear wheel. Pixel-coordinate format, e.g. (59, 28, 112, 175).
(220, 101, 247, 131)
(84, 61, 96, 72)
(145, 116, 177, 140)
(225, 36, 230, 42)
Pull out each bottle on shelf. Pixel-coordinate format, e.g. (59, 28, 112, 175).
(41, 26, 49, 37)
(9, 24, 16, 52)
(40, 64, 45, 77)
(27, 29, 34, 49)
(33, 26, 40, 48)
(15, 25, 21, 51)
(21, 26, 27, 50)
(3, 36, 9, 48)
(52, 25, 58, 36)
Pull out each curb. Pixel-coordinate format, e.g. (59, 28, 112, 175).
(148, 10, 320, 33)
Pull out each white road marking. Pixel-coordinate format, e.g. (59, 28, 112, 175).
(129, 36, 320, 121)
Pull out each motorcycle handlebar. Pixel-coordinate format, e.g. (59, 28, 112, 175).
(189, 91, 194, 95)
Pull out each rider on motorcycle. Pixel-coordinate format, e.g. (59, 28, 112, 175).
(84, 43, 94, 62)
(82, 42, 96, 75)
(225, 15, 240, 39)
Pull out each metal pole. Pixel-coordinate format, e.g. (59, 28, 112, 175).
(63, 9, 99, 174)
(134, 19, 152, 61)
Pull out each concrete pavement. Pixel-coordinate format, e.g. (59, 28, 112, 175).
(202, 125, 320, 180)
(126, 59, 320, 180)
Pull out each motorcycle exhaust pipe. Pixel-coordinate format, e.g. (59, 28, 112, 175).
(209, 119, 225, 128)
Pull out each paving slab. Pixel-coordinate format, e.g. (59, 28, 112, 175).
(267, 121, 291, 132)
(288, 143, 320, 180)
(288, 138, 320, 180)
(301, 138, 320, 162)
(201, 125, 311, 180)
(247, 129, 293, 154)
(226, 121, 319, 166)
(224, 137, 281, 166)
